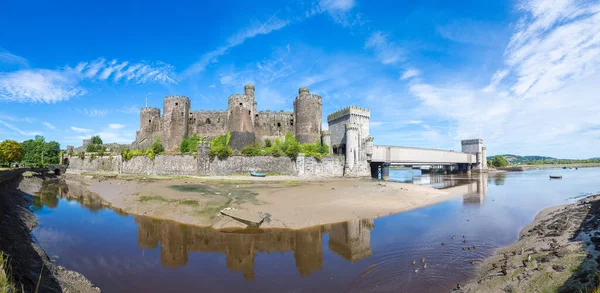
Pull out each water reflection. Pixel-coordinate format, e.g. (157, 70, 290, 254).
(32, 179, 115, 213)
(398, 172, 490, 205)
(135, 216, 374, 279)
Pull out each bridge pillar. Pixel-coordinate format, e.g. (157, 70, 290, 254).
(444, 165, 451, 175)
(370, 162, 382, 179)
(381, 163, 390, 181)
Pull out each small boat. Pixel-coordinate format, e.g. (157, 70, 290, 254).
(549, 175, 562, 179)
(562, 167, 567, 169)
(250, 172, 266, 177)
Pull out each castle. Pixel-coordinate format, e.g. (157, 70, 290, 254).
(133, 85, 323, 151)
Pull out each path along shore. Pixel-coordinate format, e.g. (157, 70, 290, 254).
(65, 172, 458, 229)
(454, 194, 600, 292)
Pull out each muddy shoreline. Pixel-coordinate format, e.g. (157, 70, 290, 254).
(455, 194, 600, 292)
(0, 171, 99, 292)
(63, 172, 459, 230)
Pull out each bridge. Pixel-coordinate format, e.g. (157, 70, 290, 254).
(367, 139, 488, 180)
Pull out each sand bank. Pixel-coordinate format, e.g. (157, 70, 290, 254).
(67, 174, 457, 229)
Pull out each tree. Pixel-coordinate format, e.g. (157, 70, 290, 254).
(21, 136, 61, 165)
(0, 140, 24, 165)
(90, 135, 103, 145)
(491, 156, 508, 168)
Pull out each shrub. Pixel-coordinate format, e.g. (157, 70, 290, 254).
(150, 137, 164, 154)
(209, 132, 233, 160)
(77, 152, 85, 160)
(180, 135, 203, 153)
(90, 153, 97, 160)
(491, 156, 508, 168)
(241, 144, 262, 156)
(264, 138, 272, 148)
(90, 135, 103, 145)
(86, 144, 105, 153)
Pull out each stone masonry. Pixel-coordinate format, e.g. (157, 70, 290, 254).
(132, 85, 323, 151)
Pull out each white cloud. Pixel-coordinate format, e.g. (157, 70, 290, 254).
(119, 106, 139, 114)
(401, 68, 420, 80)
(0, 58, 176, 103)
(108, 123, 125, 129)
(365, 32, 404, 65)
(80, 108, 108, 117)
(43, 122, 56, 130)
(71, 126, 92, 133)
(0, 49, 28, 67)
(0, 119, 42, 136)
(0, 69, 87, 103)
(317, 0, 357, 26)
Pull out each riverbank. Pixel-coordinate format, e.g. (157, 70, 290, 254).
(64, 172, 457, 229)
(0, 171, 99, 292)
(455, 194, 600, 292)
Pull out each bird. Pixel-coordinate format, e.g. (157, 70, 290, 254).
(414, 268, 419, 273)
(412, 260, 416, 265)
(467, 247, 471, 251)
(462, 235, 465, 238)
(472, 245, 477, 249)
(423, 263, 427, 269)
(452, 235, 456, 240)
(462, 247, 466, 251)
(441, 242, 445, 246)
(463, 239, 468, 243)
(421, 258, 426, 263)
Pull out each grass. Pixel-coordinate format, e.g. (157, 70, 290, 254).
(22, 171, 36, 178)
(0, 252, 17, 293)
(138, 195, 170, 203)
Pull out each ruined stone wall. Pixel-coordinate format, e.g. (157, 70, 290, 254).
(294, 88, 322, 144)
(297, 155, 345, 177)
(188, 110, 227, 139)
(227, 89, 256, 150)
(137, 107, 161, 141)
(254, 111, 294, 145)
(65, 155, 122, 174)
(122, 155, 197, 175)
(162, 96, 190, 152)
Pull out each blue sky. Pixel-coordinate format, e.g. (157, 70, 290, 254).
(1, 0, 599, 158)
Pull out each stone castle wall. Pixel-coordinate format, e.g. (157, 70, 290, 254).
(133, 85, 323, 152)
(66, 153, 347, 178)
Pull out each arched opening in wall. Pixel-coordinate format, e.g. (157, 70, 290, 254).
(290, 120, 293, 126)
(62, 158, 69, 165)
(54, 168, 61, 175)
(239, 103, 243, 106)
(206, 118, 211, 124)
(248, 110, 251, 116)
(176, 103, 178, 106)
(277, 122, 281, 128)
(149, 119, 151, 123)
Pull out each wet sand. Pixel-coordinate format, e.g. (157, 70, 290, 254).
(455, 194, 600, 293)
(68, 173, 456, 229)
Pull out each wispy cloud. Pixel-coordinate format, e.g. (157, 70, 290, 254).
(79, 108, 108, 117)
(0, 48, 28, 67)
(0, 119, 42, 136)
(108, 123, 125, 129)
(70, 126, 92, 133)
(365, 32, 404, 65)
(0, 58, 176, 103)
(118, 106, 139, 114)
(401, 68, 420, 80)
(43, 122, 56, 130)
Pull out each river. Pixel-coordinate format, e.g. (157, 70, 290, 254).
(31, 168, 600, 292)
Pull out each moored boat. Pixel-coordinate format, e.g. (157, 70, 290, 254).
(250, 172, 266, 177)
(549, 175, 562, 179)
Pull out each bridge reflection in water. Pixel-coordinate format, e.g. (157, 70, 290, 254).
(135, 217, 375, 279)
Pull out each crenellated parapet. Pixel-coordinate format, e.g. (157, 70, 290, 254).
(327, 106, 370, 122)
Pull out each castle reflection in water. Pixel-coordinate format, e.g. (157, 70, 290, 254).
(135, 217, 375, 279)
(35, 172, 496, 280)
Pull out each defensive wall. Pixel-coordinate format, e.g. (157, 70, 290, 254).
(66, 152, 346, 178)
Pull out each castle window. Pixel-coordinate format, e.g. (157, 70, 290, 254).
(277, 122, 281, 127)
(176, 103, 178, 106)
(217, 118, 220, 123)
(248, 110, 251, 115)
(149, 119, 151, 123)
(206, 118, 211, 125)
(290, 120, 293, 126)
(239, 103, 243, 106)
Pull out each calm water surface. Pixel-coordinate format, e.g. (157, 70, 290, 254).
(32, 168, 600, 292)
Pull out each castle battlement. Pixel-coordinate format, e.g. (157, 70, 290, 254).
(133, 84, 324, 151)
(327, 106, 370, 122)
(345, 123, 360, 131)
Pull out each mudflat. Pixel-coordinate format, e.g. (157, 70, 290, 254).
(69, 174, 455, 229)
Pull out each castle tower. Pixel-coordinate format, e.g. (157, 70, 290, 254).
(137, 107, 161, 141)
(227, 85, 256, 150)
(294, 88, 322, 144)
(461, 139, 485, 170)
(345, 123, 359, 171)
(162, 96, 190, 151)
(321, 130, 332, 154)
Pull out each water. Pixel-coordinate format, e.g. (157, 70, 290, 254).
(31, 168, 600, 292)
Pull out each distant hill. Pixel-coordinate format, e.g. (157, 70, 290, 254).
(486, 154, 600, 165)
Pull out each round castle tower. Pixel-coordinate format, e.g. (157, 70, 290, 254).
(161, 95, 190, 151)
(227, 84, 257, 150)
(138, 107, 161, 140)
(321, 130, 332, 154)
(345, 123, 359, 171)
(294, 87, 322, 144)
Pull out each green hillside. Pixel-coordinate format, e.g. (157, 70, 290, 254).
(486, 154, 600, 165)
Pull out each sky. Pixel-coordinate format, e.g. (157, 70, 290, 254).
(1, 0, 599, 159)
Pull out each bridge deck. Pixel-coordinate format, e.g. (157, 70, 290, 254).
(371, 145, 476, 164)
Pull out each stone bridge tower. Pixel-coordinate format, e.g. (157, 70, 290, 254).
(162, 96, 190, 151)
(461, 139, 488, 171)
(227, 85, 256, 150)
(294, 88, 322, 144)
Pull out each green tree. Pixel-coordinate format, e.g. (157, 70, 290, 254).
(0, 140, 24, 165)
(150, 137, 164, 154)
(20, 136, 61, 165)
(180, 135, 203, 153)
(491, 156, 508, 167)
(90, 135, 103, 145)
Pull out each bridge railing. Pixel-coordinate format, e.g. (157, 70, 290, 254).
(371, 145, 475, 164)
